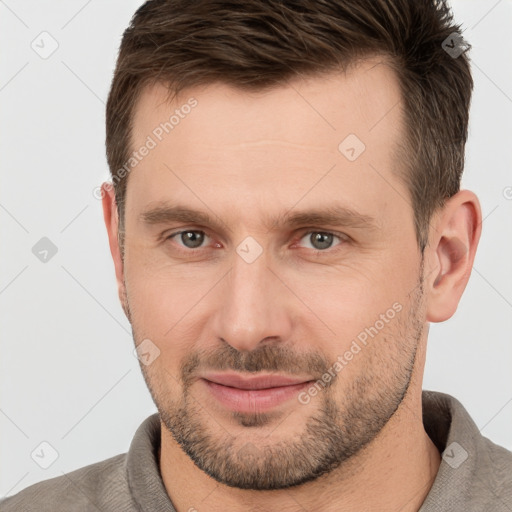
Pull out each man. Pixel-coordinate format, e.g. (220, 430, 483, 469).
(3, 0, 511, 510)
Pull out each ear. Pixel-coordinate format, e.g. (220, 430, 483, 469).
(425, 189, 482, 323)
(101, 182, 130, 320)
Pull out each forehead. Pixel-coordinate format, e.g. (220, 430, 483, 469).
(126, 57, 408, 231)
(131, 56, 402, 147)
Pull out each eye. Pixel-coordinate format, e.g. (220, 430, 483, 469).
(296, 230, 346, 251)
(167, 230, 211, 250)
(164, 229, 347, 254)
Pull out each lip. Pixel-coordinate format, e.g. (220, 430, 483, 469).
(200, 373, 314, 414)
(200, 372, 311, 390)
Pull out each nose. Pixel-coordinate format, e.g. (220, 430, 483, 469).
(210, 244, 293, 352)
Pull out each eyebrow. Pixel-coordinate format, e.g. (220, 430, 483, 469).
(139, 202, 380, 234)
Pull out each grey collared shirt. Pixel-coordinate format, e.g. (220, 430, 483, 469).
(2, 390, 511, 511)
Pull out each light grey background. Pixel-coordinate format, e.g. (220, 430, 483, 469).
(1, 0, 511, 497)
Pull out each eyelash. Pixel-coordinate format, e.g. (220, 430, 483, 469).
(164, 228, 348, 255)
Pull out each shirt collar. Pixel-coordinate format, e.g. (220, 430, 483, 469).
(419, 390, 496, 510)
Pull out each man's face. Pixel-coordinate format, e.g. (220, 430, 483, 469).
(119, 58, 428, 490)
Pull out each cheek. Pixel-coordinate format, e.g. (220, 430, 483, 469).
(293, 269, 411, 377)
(289, 263, 394, 329)
(124, 242, 204, 322)
(125, 263, 215, 365)
(124, 268, 187, 337)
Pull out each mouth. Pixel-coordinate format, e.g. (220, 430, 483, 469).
(199, 372, 314, 413)
(201, 372, 312, 389)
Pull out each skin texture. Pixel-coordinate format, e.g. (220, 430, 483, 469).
(102, 57, 482, 511)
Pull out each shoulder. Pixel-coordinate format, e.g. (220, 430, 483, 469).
(476, 435, 512, 504)
(421, 390, 512, 510)
(0, 453, 138, 512)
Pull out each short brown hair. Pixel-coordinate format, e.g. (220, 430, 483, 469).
(106, 0, 473, 254)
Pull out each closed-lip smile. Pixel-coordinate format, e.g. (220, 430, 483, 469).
(199, 372, 314, 413)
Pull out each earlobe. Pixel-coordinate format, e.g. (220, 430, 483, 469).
(425, 190, 482, 323)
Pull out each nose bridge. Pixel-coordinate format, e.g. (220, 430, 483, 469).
(212, 240, 292, 352)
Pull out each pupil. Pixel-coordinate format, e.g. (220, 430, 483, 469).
(311, 232, 332, 250)
(182, 231, 204, 248)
